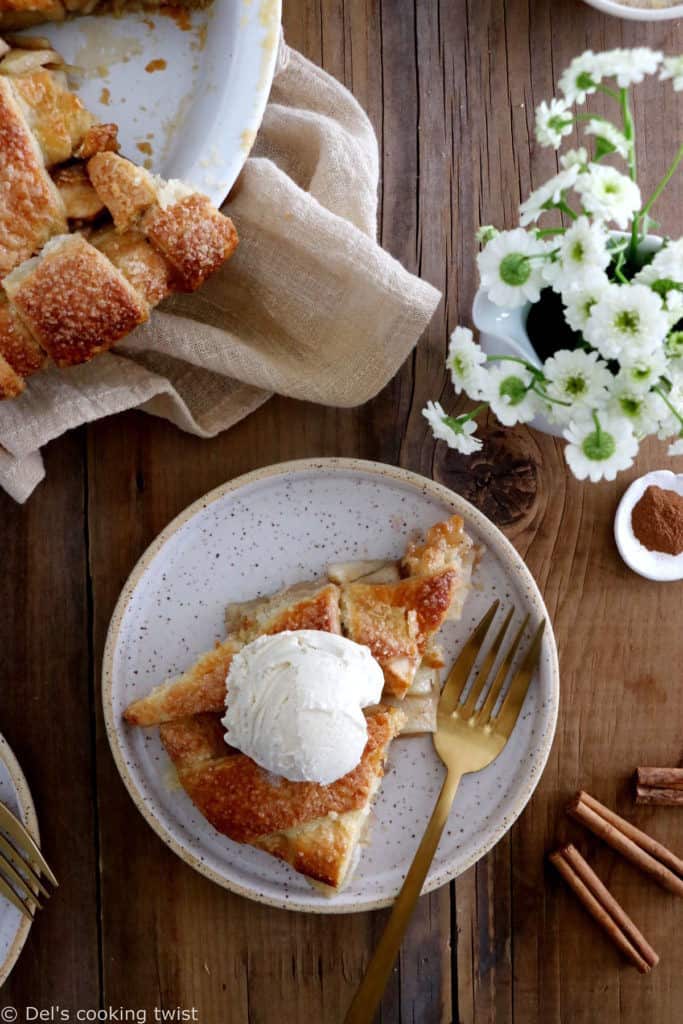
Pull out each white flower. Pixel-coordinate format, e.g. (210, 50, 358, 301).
(476, 225, 499, 245)
(535, 97, 574, 148)
(563, 412, 638, 482)
(574, 165, 641, 230)
(543, 217, 611, 292)
(666, 330, 683, 360)
(519, 168, 580, 226)
(584, 119, 631, 159)
(669, 437, 683, 456)
(660, 55, 683, 92)
(477, 229, 549, 308)
(608, 374, 664, 437)
(584, 283, 669, 359)
(562, 275, 611, 333)
(447, 326, 488, 395)
(618, 347, 668, 390)
(657, 370, 683, 438)
(635, 239, 683, 287)
(559, 51, 604, 104)
(560, 147, 589, 171)
(599, 47, 662, 88)
(422, 401, 483, 455)
(482, 365, 538, 426)
(543, 349, 613, 420)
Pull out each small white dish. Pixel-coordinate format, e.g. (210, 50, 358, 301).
(582, 0, 683, 19)
(103, 458, 559, 913)
(614, 470, 683, 581)
(27, 0, 281, 206)
(0, 734, 39, 988)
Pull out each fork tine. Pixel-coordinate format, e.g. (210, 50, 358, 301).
(438, 600, 499, 716)
(0, 870, 35, 921)
(0, 849, 44, 907)
(0, 804, 57, 886)
(474, 613, 530, 725)
(459, 606, 514, 720)
(491, 620, 546, 737)
(0, 832, 50, 898)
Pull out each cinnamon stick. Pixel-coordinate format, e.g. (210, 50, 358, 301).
(568, 791, 683, 898)
(549, 846, 657, 973)
(636, 786, 683, 807)
(636, 767, 683, 791)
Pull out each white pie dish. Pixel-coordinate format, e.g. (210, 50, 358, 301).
(103, 458, 559, 913)
(17, 0, 282, 207)
(581, 0, 683, 19)
(0, 733, 39, 987)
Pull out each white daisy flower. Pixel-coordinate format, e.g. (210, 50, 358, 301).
(561, 275, 611, 333)
(477, 229, 549, 308)
(618, 347, 668, 390)
(584, 119, 631, 159)
(635, 239, 683, 288)
(422, 401, 483, 455)
(668, 437, 683, 456)
(559, 51, 604, 104)
(535, 97, 574, 149)
(560, 147, 589, 171)
(666, 330, 683, 360)
(563, 412, 639, 482)
(543, 349, 613, 419)
(447, 326, 488, 395)
(656, 370, 683, 439)
(665, 289, 683, 327)
(599, 47, 662, 88)
(608, 374, 664, 437)
(543, 217, 611, 292)
(574, 165, 642, 230)
(660, 55, 683, 92)
(519, 167, 580, 226)
(583, 283, 669, 359)
(482, 365, 538, 426)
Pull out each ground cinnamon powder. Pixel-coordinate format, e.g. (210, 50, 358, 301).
(631, 485, 683, 556)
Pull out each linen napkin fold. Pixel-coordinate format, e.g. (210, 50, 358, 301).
(0, 42, 441, 503)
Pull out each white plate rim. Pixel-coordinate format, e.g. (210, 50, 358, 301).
(102, 457, 560, 914)
(581, 0, 683, 18)
(0, 733, 39, 988)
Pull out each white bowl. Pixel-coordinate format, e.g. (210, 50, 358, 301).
(582, 0, 683, 20)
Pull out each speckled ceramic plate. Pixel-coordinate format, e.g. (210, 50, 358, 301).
(0, 734, 39, 986)
(23, 0, 281, 206)
(103, 459, 559, 913)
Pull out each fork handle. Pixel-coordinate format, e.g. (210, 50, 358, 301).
(343, 770, 462, 1024)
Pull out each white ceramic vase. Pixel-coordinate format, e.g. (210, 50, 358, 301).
(472, 234, 664, 439)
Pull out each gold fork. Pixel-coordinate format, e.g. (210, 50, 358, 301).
(344, 599, 545, 1024)
(0, 802, 57, 920)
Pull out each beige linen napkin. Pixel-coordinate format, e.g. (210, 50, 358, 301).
(0, 42, 441, 503)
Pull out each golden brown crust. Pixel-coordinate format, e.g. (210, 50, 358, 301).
(403, 514, 475, 577)
(0, 77, 67, 276)
(161, 706, 402, 847)
(0, 1, 65, 28)
(340, 571, 459, 697)
(4, 234, 149, 367)
(75, 122, 119, 160)
(0, 349, 24, 397)
(87, 152, 157, 232)
(52, 163, 105, 221)
(10, 68, 95, 167)
(0, 295, 46, 377)
(91, 227, 174, 306)
(123, 639, 240, 726)
(226, 581, 342, 644)
(143, 194, 238, 290)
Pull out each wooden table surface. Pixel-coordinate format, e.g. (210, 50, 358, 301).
(2, 1, 683, 1021)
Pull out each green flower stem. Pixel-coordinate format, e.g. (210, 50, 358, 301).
(531, 384, 572, 407)
(556, 199, 578, 221)
(654, 386, 683, 429)
(592, 410, 603, 442)
(631, 142, 683, 259)
(619, 88, 637, 182)
(597, 83, 620, 101)
(535, 228, 567, 238)
(484, 355, 544, 378)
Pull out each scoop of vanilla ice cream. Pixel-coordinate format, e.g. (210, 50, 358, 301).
(221, 630, 384, 785)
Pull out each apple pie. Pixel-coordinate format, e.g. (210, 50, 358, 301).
(0, 35, 238, 395)
(123, 515, 477, 893)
